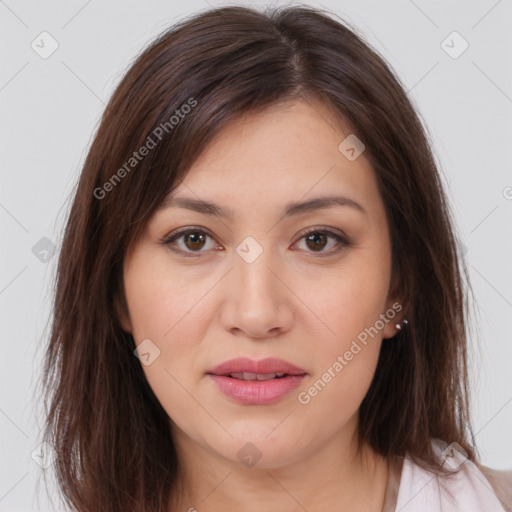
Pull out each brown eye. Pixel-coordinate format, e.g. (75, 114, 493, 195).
(295, 229, 350, 257)
(162, 227, 350, 259)
(163, 228, 217, 257)
(182, 231, 207, 251)
(305, 232, 329, 251)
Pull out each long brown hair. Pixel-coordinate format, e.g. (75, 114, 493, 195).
(38, 4, 478, 511)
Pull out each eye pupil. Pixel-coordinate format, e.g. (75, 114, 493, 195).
(185, 232, 206, 250)
(306, 232, 327, 251)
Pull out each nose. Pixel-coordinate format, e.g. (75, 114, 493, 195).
(219, 241, 294, 340)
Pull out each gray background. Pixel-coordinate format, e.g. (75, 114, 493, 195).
(1, 0, 511, 510)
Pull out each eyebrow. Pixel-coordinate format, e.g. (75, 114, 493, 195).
(159, 194, 367, 220)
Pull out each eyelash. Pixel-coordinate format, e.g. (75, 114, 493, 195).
(160, 226, 351, 258)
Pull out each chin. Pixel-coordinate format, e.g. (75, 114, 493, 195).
(208, 429, 308, 470)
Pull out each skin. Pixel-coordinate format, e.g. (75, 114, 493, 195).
(118, 98, 405, 511)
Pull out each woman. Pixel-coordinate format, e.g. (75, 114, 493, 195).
(39, 5, 512, 511)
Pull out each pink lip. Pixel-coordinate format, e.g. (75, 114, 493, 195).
(208, 357, 307, 376)
(207, 357, 307, 405)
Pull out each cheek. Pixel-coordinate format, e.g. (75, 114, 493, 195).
(294, 250, 390, 402)
(123, 262, 207, 427)
(123, 253, 210, 342)
(299, 258, 391, 345)
(123, 251, 212, 380)
(297, 276, 386, 426)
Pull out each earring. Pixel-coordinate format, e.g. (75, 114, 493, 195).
(395, 319, 408, 330)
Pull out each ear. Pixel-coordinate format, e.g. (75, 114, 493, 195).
(382, 296, 406, 340)
(382, 272, 406, 339)
(114, 292, 132, 334)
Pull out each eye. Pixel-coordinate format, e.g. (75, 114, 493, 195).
(161, 227, 350, 258)
(293, 228, 350, 257)
(161, 227, 219, 257)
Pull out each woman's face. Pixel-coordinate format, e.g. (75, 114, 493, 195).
(119, 98, 402, 469)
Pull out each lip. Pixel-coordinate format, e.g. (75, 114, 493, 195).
(207, 357, 307, 405)
(208, 357, 307, 376)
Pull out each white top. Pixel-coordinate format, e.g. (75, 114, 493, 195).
(382, 439, 512, 511)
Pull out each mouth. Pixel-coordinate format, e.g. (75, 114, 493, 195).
(207, 356, 307, 377)
(207, 357, 308, 405)
(219, 372, 295, 381)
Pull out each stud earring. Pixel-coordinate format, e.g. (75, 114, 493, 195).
(395, 319, 408, 330)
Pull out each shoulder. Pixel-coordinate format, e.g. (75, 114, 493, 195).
(393, 439, 512, 511)
(477, 464, 512, 512)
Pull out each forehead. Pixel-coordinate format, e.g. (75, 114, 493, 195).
(165, 99, 382, 219)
